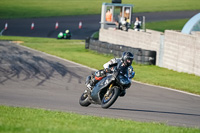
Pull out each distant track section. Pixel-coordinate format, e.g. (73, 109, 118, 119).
(0, 10, 200, 39)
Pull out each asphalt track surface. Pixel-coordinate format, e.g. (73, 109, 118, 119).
(0, 10, 200, 39)
(0, 41, 200, 128)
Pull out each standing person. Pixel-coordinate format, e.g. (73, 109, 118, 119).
(115, 11, 123, 29)
(106, 9, 112, 22)
(134, 17, 142, 31)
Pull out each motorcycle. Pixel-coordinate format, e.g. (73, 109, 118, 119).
(57, 31, 71, 39)
(79, 63, 135, 109)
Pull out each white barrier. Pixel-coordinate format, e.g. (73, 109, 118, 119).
(99, 28, 200, 76)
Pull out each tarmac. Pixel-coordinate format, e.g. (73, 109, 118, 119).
(0, 41, 200, 127)
(0, 10, 200, 39)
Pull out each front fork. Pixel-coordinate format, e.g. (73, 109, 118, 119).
(104, 83, 113, 98)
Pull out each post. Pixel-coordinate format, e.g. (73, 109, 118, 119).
(158, 34, 165, 67)
(100, 3, 106, 29)
(142, 16, 145, 32)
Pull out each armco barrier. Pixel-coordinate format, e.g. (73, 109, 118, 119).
(86, 38, 156, 65)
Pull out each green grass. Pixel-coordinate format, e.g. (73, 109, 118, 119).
(0, 36, 200, 95)
(0, 105, 199, 133)
(91, 31, 99, 40)
(145, 19, 189, 32)
(0, 0, 200, 19)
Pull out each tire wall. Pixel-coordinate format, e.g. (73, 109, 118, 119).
(99, 28, 161, 66)
(86, 39, 157, 65)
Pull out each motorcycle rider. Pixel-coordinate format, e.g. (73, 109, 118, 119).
(64, 30, 72, 39)
(86, 52, 135, 96)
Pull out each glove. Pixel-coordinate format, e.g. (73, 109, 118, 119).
(104, 68, 111, 73)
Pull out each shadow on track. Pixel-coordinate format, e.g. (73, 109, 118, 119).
(47, 30, 57, 37)
(0, 42, 83, 85)
(109, 107, 200, 117)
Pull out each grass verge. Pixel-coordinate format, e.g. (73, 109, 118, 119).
(0, 105, 199, 133)
(0, 0, 200, 19)
(0, 36, 200, 95)
(145, 19, 189, 32)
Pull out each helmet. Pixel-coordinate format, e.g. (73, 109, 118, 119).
(122, 52, 134, 66)
(65, 30, 69, 33)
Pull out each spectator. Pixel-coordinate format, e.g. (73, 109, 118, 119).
(124, 9, 130, 23)
(115, 11, 130, 31)
(115, 11, 123, 29)
(106, 9, 112, 22)
(134, 17, 142, 31)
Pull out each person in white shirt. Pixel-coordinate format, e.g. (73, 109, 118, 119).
(134, 17, 142, 31)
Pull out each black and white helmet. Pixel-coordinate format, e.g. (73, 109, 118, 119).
(122, 52, 134, 66)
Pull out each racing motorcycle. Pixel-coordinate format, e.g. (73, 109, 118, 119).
(57, 30, 71, 39)
(79, 63, 135, 109)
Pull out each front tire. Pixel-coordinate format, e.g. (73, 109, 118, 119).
(101, 86, 119, 109)
(79, 91, 91, 107)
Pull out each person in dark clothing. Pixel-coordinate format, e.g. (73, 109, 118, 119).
(86, 52, 135, 97)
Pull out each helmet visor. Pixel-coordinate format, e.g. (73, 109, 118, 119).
(127, 59, 131, 63)
(126, 58, 133, 66)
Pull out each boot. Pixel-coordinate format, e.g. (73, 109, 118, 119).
(119, 90, 126, 97)
(87, 78, 99, 91)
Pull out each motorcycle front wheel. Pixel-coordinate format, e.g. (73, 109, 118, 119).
(79, 91, 91, 107)
(101, 86, 119, 109)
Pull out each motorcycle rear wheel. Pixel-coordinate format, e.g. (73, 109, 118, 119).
(101, 86, 119, 109)
(79, 91, 91, 107)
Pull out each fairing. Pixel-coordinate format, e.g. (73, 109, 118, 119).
(91, 75, 113, 103)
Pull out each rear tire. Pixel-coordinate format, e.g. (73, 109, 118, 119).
(101, 86, 119, 109)
(79, 91, 91, 107)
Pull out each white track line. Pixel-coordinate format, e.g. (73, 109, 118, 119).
(12, 41, 200, 98)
